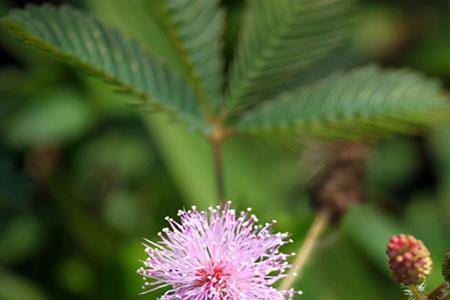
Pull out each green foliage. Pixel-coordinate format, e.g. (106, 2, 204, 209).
(0, 215, 43, 264)
(0, 269, 48, 300)
(1, 4, 204, 129)
(3, 89, 92, 147)
(0, 155, 30, 208)
(366, 138, 420, 191)
(150, 0, 225, 110)
(227, 0, 356, 110)
(2, 2, 449, 141)
(235, 65, 449, 139)
(55, 256, 94, 296)
(73, 129, 154, 183)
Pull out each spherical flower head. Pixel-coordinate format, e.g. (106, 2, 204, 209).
(137, 201, 301, 299)
(386, 234, 432, 286)
(443, 251, 450, 284)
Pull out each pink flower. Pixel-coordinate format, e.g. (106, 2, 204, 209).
(137, 201, 301, 299)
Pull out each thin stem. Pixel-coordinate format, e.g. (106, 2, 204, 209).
(209, 122, 235, 204)
(410, 285, 427, 300)
(279, 210, 330, 290)
(212, 138, 224, 203)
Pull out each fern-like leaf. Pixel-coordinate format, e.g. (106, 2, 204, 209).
(149, 0, 225, 110)
(235, 65, 450, 139)
(1, 4, 205, 129)
(227, 0, 356, 111)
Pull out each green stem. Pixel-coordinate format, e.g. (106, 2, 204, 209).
(212, 138, 224, 203)
(410, 285, 427, 300)
(279, 210, 330, 290)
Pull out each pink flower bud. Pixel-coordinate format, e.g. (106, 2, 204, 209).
(386, 234, 432, 285)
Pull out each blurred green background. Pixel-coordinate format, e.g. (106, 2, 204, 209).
(0, 0, 449, 299)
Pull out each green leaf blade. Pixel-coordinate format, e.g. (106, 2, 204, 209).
(235, 65, 450, 139)
(1, 4, 205, 129)
(154, 0, 225, 110)
(228, 0, 356, 111)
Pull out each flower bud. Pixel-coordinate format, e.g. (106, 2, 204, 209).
(444, 251, 450, 284)
(386, 234, 432, 286)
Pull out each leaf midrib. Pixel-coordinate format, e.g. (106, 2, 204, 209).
(228, 2, 303, 107)
(155, 2, 214, 114)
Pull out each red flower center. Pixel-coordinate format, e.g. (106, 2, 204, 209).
(195, 265, 229, 289)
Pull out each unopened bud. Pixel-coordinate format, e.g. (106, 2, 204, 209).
(386, 234, 432, 286)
